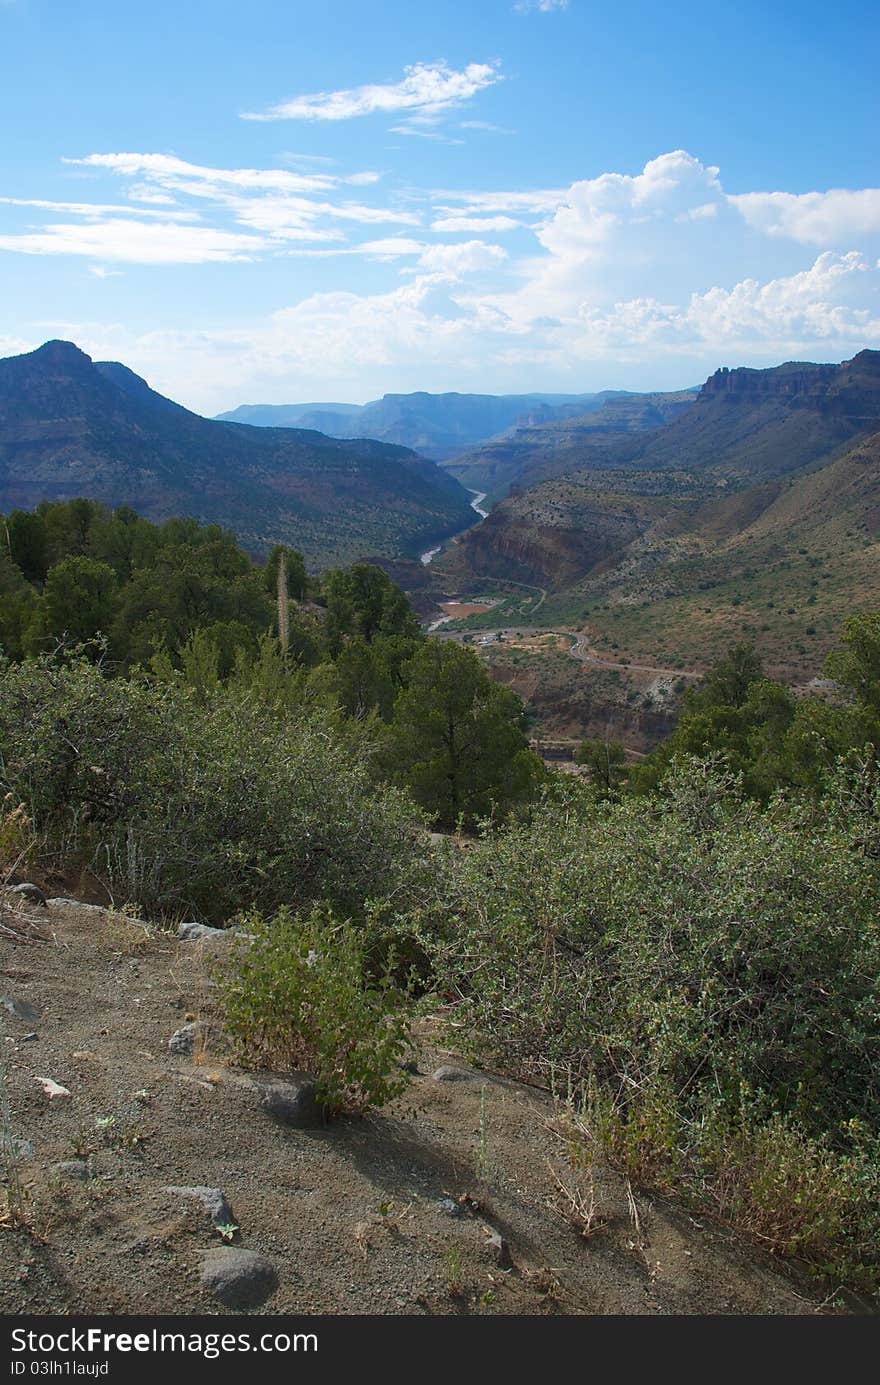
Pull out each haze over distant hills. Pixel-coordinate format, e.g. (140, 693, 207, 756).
(217, 390, 634, 462)
(0, 341, 475, 568)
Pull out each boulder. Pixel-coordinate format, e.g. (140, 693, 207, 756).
(168, 1023, 206, 1056)
(259, 1075, 324, 1128)
(199, 1247, 278, 1309)
(164, 1185, 235, 1228)
(178, 922, 225, 942)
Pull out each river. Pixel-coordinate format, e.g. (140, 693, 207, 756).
(420, 489, 488, 565)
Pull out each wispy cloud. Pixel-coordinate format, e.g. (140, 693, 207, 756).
(514, 0, 570, 12)
(0, 219, 265, 264)
(242, 60, 501, 123)
(5, 146, 878, 397)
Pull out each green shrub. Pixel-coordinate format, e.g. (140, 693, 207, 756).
(217, 905, 412, 1115)
(419, 759, 880, 1294)
(0, 656, 435, 926)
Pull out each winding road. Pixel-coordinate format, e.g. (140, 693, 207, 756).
(435, 623, 700, 681)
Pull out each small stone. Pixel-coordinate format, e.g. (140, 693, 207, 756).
(437, 1197, 464, 1218)
(1, 997, 41, 1023)
(199, 1247, 278, 1309)
(486, 1230, 513, 1270)
(432, 1065, 471, 1082)
(2, 1136, 34, 1159)
(168, 1023, 204, 1056)
(22, 1033, 38, 1043)
(260, 1075, 324, 1128)
(178, 922, 225, 942)
(54, 1159, 92, 1182)
(34, 1076, 71, 1100)
(9, 883, 47, 907)
(164, 1186, 235, 1228)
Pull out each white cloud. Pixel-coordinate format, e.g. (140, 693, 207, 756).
(242, 61, 501, 123)
(67, 152, 340, 194)
(0, 196, 198, 221)
(418, 240, 507, 277)
(515, 1, 569, 12)
(0, 219, 265, 264)
(732, 188, 880, 244)
(431, 213, 522, 233)
(358, 237, 425, 258)
(8, 148, 879, 406)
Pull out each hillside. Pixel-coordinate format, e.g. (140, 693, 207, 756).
(0, 891, 825, 1316)
(218, 390, 617, 461)
(444, 390, 698, 501)
(0, 342, 475, 568)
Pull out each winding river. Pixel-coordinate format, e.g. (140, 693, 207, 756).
(420, 489, 488, 565)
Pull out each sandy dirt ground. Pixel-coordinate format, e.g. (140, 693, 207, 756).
(0, 895, 828, 1317)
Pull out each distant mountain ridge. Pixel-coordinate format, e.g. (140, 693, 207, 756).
(217, 390, 633, 461)
(0, 341, 475, 567)
(441, 350, 880, 682)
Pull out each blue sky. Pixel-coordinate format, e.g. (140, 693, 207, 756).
(1, 0, 878, 412)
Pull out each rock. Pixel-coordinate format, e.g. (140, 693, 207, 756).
(2, 1136, 34, 1159)
(21, 1033, 38, 1043)
(199, 1248, 278, 1309)
(168, 1023, 205, 1056)
(54, 1159, 92, 1182)
(1, 996, 41, 1023)
(260, 1075, 324, 1128)
(164, 1186, 235, 1228)
(486, 1230, 513, 1270)
(432, 1065, 471, 1083)
(34, 1077, 71, 1100)
(437, 1197, 464, 1218)
(178, 922, 225, 942)
(9, 883, 47, 907)
(46, 899, 107, 914)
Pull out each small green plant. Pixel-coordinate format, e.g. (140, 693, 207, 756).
(443, 1245, 464, 1297)
(217, 904, 412, 1116)
(215, 1221, 239, 1242)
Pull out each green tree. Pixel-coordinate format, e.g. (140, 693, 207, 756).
(387, 640, 543, 828)
(6, 510, 48, 584)
(575, 737, 628, 795)
(43, 556, 118, 650)
(825, 612, 880, 716)
(323, 563, 419, 654)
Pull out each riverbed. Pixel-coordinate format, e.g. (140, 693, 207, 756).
(420, 489, 488, 565)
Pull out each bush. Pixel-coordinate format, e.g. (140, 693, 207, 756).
(418, 759, 880, 1294)
(216, 905, 412, 1115)
(0, 656, 435, 926)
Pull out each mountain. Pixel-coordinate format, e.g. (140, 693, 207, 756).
(445, 352, 880, 509)
(217, 390, 618, 461)
(441, 350, 880, 682)
(443, 389, 698, 501)
(0, 341, 475, 567)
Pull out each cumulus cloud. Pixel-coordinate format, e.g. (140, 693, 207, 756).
(243, 61, 501, 123)
(418, 240, 508, 277)
(732, 188, 880, 245)
(7, 147, 879, 404)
